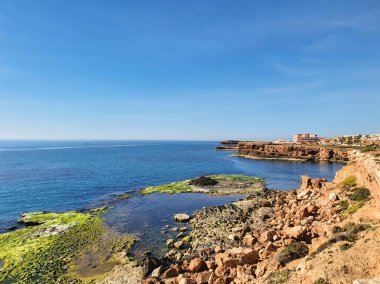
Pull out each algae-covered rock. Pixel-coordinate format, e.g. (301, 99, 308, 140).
(0, 210, 134, 283)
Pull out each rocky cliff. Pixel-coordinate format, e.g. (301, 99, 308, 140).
(334, 150, 380, 208)
(236, 141, 349, 162)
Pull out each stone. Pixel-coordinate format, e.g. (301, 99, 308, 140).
(188, 258, 207, 272)
(174, 241, 184, 249)
(307, 204, 319, 213)
(243, 234, 256, 247)
(329, 192, 338, 201)
(206, 260, 217, 270)
(161, 265, 181, 279)
(195, 271, 212, 283)
(143, 277, 161, 284)
(259, 230, 275, 243)
(151, 266, 164, 278)
(215, 247, 258, 269)
(215, 245, 224, 253)
(178, 278, 196, 284)
(296, 207, 309, 219)
(175, 214, 191, 222)
(284, 226, 305, 240)
(167, 239, 174, 247)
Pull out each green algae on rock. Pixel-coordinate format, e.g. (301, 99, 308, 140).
(0, 210, 134, 283)
(139, 174, 265, 196)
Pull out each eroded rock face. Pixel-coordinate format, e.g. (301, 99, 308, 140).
(236, 142, 349, 162)
(334, 150, 380, 208)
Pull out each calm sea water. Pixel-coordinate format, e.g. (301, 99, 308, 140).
(0, 140, 343, 249)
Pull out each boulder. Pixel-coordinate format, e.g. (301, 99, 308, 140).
(188, 176, 218, 186)
(215, 247, 258, 269)
(188, 258, 207, 272)
(243, 234, 256, 247)
(178, 278, 196, 284)
(174, 241, 184, 249)
(151, 265, 164, 278)
(259, 230, 275, 243)
(161, 265, 180, 279)
(195, 271, 212, 283)
(175, 214, 191, 222)
(284, 226, 305, 240)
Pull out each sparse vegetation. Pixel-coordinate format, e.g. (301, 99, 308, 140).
(361, 145, 378, 152)
(277, 242, 308, 265)
(268, 269, 290, 283)
(341, 175, 357, 187)
(314, 223, 371, 255)
(349, 187, 371, 202)
(339, 243, 352, 251)
(314, 277, 328, 284)
(339, 200, 349, 211)
(140, 175, 264, 195)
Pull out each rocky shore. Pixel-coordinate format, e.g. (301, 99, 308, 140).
(235, 142, 350, 162)
(216, 140, 352, 162)
(141, 149, 380, 284)
(1, 150, 379, 283)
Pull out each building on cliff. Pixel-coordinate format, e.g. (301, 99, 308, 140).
(292, 133, 319, 144)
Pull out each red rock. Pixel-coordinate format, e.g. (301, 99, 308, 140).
(284, 226, 305, 240)
(259, 230, 275, 243)
(307, 204, 319, 213)
(243, 234, 256, 247)
(215, 247, 258, 270)
(206, 260, 217, 270)
(143, 277, 160, 284)
(161, 266, 179, 279)
(195, 271, 211, 284)
(178, 278, 196, 284)
(214, 277, 227, 284)
(188, 258, 207, 273)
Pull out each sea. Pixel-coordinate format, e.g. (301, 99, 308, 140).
(0, 140, 344, 256)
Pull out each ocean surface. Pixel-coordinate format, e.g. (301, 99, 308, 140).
(0, 140, 344, 255)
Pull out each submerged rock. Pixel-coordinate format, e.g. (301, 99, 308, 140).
(175, 213, 191, 222)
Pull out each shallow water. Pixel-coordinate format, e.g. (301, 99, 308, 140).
(104, 192, 245, 257)
(0, 140, 343, 235)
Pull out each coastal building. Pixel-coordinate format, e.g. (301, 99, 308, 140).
(292, 133, 319, 144)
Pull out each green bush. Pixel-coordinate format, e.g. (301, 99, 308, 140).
(339, 200, 349, 211)
(341, 176, 357, 187)
(314, 278, 328, 284)
(339, 243, 352, 251)
(268, 269, 290, 283)
(277, 242, 308, 265)
(349, 188, 371, 202)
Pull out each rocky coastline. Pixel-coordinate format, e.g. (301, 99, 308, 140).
(141, 149, 380, 284)
(235, 141, 350, 162)
(1, 150, 380, 283)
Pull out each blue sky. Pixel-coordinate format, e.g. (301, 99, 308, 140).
(0, 1, 379, 140)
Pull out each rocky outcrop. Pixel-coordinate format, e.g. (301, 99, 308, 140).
(236, 142, 349, 162)
(141, 152, 380, 284)
(334, 150, 380, 208)
(216, 140, 240, 151)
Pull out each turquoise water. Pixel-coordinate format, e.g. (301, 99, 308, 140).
(0, 140, 343, 239)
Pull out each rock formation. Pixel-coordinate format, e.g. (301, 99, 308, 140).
(141, 149, 380, 284)
(236, 141, 349, 162)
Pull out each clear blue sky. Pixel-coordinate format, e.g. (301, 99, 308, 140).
(0, 1, 379, 140)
